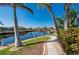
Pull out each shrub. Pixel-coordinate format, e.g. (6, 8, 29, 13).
(60, 28, 79, 55)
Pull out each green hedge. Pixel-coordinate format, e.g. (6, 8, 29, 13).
(60, 28, 79, 55)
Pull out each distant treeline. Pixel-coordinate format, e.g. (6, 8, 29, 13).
(0, 26, 56, 36)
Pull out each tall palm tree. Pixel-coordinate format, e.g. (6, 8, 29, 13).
(64, 3, 70, 29)
(0, 3, 33, 47)
(38, 4, 60, 41)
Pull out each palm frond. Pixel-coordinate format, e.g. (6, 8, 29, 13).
(17, 3, 33, 15)
(45, 4, 51, 12)
(37, 3, 52, 12)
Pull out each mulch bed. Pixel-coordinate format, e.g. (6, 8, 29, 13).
(14, 43, 44, 55)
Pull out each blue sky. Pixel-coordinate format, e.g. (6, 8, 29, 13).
(0, 3, 79, 28)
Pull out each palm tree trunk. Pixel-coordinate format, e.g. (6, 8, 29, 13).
(64, 17, 68, 30)
(13, 4, 22, 47)
(65, 3, 70, 29)
(66, 9, 70, 29)
(50, 9, 61, 41)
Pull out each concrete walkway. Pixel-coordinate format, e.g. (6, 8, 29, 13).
(43, 36, 65, 55)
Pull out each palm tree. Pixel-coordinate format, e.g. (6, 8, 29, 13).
(38, 4, 60, 41)
(64, 3, 70, 29)
(13, 3, 33, 47)
(0, 3, 33, 47)
(56, 16, 64, 29)
(69, 10, 77, 28)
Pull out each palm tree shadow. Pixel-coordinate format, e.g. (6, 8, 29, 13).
(23, 38, 58, 46)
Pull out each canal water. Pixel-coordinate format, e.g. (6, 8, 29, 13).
(0, 32, 48, 45)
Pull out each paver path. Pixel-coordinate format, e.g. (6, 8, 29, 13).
(43, 36, 65, 55)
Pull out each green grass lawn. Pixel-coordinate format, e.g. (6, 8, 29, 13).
(23, 36, 50, 45)
(0, 36, 50, 55)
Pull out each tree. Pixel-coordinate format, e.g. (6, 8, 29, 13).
(0, 21, 4, 32)
(69, 10, 77, 28)
(64, 3, 70, 29)
(38, 4, 61, 41)
(56, 16, 64, 29)
(0, 3, 33, 47)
